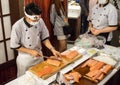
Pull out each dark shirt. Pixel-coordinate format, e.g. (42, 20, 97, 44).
(79, 0, 89, 15)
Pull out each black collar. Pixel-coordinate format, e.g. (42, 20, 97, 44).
(99, 2, 109, 7)
(23, 17, 32, 28)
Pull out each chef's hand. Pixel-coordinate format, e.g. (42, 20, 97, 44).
(50, 48, 61, 57)
(30, 49, 42, 57)
(92, 29, 101, 36)
(90, 27, 101, 36)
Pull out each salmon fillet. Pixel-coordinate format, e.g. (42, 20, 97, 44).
(81, 59, 93, 68)
(97, 73, 104, 81)
(64, 71, 82, 83)
(69, 71, 82, 82)
(88, 60, 98, 67)
(37, 66, 54, 77)
(46, 58, 61, 67)
(86, 70, 99, 78)
(101, 64, 113, 74)
(92, 70, 102, 80)
(61, 50, 79, 59)
(90, 61, 105, 71)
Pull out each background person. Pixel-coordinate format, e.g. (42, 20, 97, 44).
(50, 0, 68, 52)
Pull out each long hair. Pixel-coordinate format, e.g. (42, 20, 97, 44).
(50, 0, 65, 16)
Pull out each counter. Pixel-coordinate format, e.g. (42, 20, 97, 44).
(5, 45, 120, 85)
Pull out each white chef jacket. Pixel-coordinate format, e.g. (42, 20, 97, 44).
(10, 18, 49, 77)
(88, 3, 118, 41)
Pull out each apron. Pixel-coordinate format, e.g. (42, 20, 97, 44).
(17, 52, 44, 77)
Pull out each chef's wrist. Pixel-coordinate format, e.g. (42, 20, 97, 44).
(49, 47, 55, 51)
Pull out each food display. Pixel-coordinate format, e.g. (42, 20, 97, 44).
(82, 59, 113, 83)
(29, 50, 82, 79)
(61, 53, 116, 85)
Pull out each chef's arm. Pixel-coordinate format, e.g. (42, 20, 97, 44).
(16, 47, 42, 57)
(98, 26, 117, 33)
(42, 39, 61, 57)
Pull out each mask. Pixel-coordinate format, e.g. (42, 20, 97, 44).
(29, 21, 39, 26)
(98, 0, 106, 4)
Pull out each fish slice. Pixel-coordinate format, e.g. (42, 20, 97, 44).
(44, 56, 62, 61)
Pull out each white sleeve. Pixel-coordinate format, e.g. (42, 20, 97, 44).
(10, 24, 21, 49)
(50, 4, 56, 25)
(108, 6, 118, 26)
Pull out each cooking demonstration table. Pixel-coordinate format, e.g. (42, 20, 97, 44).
(5, 45, 120, 85)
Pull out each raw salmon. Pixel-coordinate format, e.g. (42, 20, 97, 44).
(61, 50, 79, 59)
(88, 60, 98, 67)
(46, 58, 61, 67)
(97, 73, 104, 81)
(101, 64, 113, 74)
(92, 70, 102, 80)
(69, 71, 82, 82)
(90, 61, 105, 71)
(86, 70, 99, 78)
(64, 71, 82, 83)
(37, 66, 54, 77)
(81, 59, 93, 68)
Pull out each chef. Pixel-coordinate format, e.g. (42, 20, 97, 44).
(10, 2, 61, 77)
(88, 0, 118, 45)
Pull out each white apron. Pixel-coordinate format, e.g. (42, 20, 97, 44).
(16, 52, 44, 77)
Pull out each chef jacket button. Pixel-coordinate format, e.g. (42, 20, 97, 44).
(28, 37, 30, 39)
(104, 8, 106, 10)
(29, 44, 31, 46)
(35, 26, 37, 28)
(97, 26, 99, 27)
(98, 20, 100, 22)
(100, 14, 102, 16)
(25, 30, 28, 31)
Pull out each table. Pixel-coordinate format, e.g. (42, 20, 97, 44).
(5, 45, 120, 85)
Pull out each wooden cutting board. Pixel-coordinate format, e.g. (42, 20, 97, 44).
(29, 54, 82, 80)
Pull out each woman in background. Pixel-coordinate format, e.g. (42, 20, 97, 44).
(50, 0, 68, 52)
(88, 0, 118, 45)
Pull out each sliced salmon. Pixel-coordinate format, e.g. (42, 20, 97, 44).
(90, 61, 105, 71)
(64, 71, 82, 83)
(86, 70, 99, 78)
(92, 70, 103, 80)
(101, 64, 113, 74)
(81, 59, 93, 68)
(37, 66, 54, 77)
(69, 71, 82, 82)
(97, 73, 104, 81)
(88, 60, 98, 67)
(46, 58, 61, 67)
(61, 50, 79, 59)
